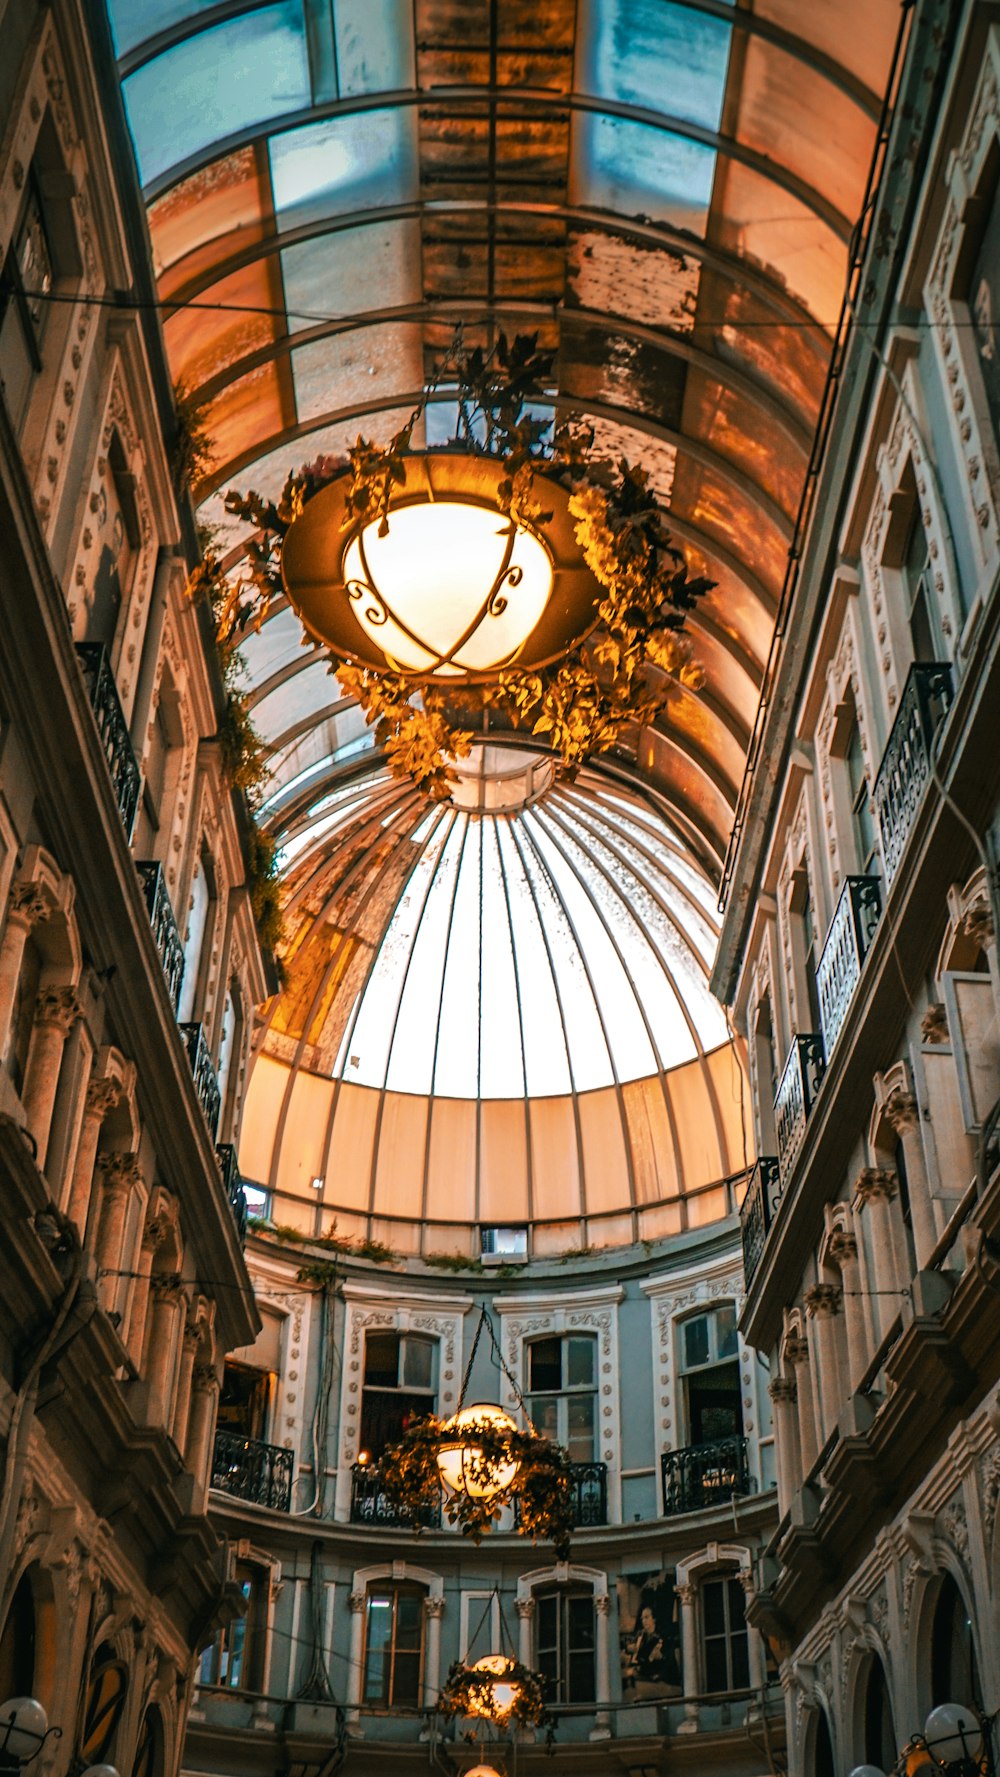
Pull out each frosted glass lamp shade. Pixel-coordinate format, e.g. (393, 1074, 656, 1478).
(436, 1404, 520, 1499)
(0, 1698, 48, 1763)
(343, 502, 554, 676)
(464, 1766, 503, 1777)
(80, 1766, 122, 1777)
(469, 1654, 521, 1719)
(847, 1765, 887, 1777)
(924, 1704, 982, 1766)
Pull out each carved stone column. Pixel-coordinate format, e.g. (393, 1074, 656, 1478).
(515, 1595, 535, 1668)
(854, 1168, 901, 1338)
(171, 1322, 201, 1450)
(591, 1592, 612, 1739)
(125, 1216, 167, 1367)
(0, 884, 50, 1053)
(804, 1282, 845, 1438)
(145, 1275, 185, 1426)
(21, 986, 81, 1166)
(884, 1088, 938, 1264)
(828, 1229, 867, 1387)
(783, 1333, 819, 1475)
(767, 1376, 800, 1516)
(675, 1583, 700, 1733)
(346, 1590, 367, 1729)
(423, 1594, 445, 1708)
(64, 1073, 120, 1229)
(93, 1153, 142, 1314)
(186, 1364, 220, 1507)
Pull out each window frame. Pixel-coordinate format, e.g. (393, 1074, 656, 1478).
(199, 1560, 268, 1693)
(534, 1585, 597, 1706)
(361, 1581, 426, 1710)
(525, 1331, 598, 1462)
(359, 1329, 438, 1461)
(700, 1571, 751, 1695)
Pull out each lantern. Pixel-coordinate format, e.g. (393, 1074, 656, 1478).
(468, 1655, 522, 1721)
(436, 1404, 520, 1500)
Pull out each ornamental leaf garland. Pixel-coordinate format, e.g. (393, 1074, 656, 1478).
(186, 332, 713, 799)
(374, 1412, 576, 1559)
(437, 1659, 555, 1732)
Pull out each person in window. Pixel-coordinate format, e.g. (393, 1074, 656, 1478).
(621, 1588, 681, 1699)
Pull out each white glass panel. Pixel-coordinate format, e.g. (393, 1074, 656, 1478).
(282, 220, 422, 332)
(496, 822, 573, 1097)
(380, 814, 461, 1095)
(269, 110, 417, 230)
(477, 820, 527, 1099)
(431, 817, 482, 1097)
(578, 0, 731, 132)
(333, 0, 415, 92)
(570, 117, 716, 235)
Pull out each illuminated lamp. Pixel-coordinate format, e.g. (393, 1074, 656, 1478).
(468, 1655, 521, 1720)
(464, 1767, 503, 1777)
(281, 453, 602, 684)
(436, 1404, 520, 1500)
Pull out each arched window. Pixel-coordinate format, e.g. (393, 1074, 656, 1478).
(88, 430, 138, 653)
(526, 1333, 597, 1459)
(131, 1707, 163, 1777)
(931, 1574, 981, 1708)
(362, 1581, 425, 1708)
(535, 1586, 595, 1704)
(178, 847, 213, 1023)
(78, 1645, 129, 1771)
(863, 1656, 897, 1774)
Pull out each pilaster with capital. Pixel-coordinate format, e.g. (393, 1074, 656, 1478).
(186, 1363, 220, 1503)
(768, 1375, 801, 1514)
(515, 1593, 536, 1668)
(22, 985, 81, 1166)
(93, 1152, 143, 1313)
(0, 884, 50, 1053)
(783, 1332, 820, 1474)
(346, 1590, 368, 1725)
(171, 1321, 202, 1449)
(423, 1594, 445, 1707)
(804, 1283, 845, 1438)
(827, 1228, 868, 1386)
(854, 1167, 904, 1332)
(884, 1087, 938, 1263)
(66, 1074, 123, 1230)
(592, 1592, 612, 1739)
(145, 1274, 186, 1427)
(675, 1583, 700, 1732)
(125, 1216, 168, 1366)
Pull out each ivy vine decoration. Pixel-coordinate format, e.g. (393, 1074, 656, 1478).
(436, 1657, 555, 1732)
(375, 1411, 576, 1559)
(186, 331, 713, 800)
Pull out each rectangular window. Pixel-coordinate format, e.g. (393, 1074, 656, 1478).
(846, 720, 876, 874)
(902, 506, 938, 662)
(536, 1589, 596, 1704)
(199, 1563, 266, 1691)
(217, 1361, 273, 1442)
(527, 1334, 597, 1461)
(363, 1585, 424, 1708)
(678, 1306, 742, 1447)
(0, 176, 53, 425)
(702, 1576, 750, 1693)
(359, 1331, 436, 1459)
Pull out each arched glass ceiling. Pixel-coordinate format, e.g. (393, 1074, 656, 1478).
(105, 0, 903, 866)
(262, 763, 726, 1098)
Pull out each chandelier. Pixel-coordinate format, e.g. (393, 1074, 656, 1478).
(281, 453, 600, 683)
(197, 331, 710, 801)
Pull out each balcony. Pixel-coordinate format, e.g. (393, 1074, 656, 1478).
(350, 1462, 441, 1529)
(136, 861, 185, 1011)
(212, 1430, 293, 1511)
(739, 1157, 781, 1284)
(76, 643, 141, 838)
(816, 874, 882, 1056)
(872, 661, 954, 888)
(514, 1460, 608, 1529)
(216, 1141, 248, 1246)
(179, 1021, 221, 1140)
(774, 1034, 825, 1176)
(661, 1436, 753, 1516)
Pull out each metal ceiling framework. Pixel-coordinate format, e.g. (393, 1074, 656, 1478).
(102, 0, 907, 1232)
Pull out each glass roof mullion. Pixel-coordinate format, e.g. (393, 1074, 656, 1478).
(556, 786, 720, 957)
(420, 814, 475, 1228)
(492, 814, 535, 1222)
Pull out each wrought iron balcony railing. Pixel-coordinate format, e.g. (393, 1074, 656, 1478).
(350, 1463, 441, 1529)
(872, 661, 954, 888)
(216, 1141, 248, 1246)
(76, 643, 141, 838)
(179, 1020, 221, 1140)
(739, 1157, 781, 1284)
(514, 1460, 608, 1529)
(774, 1033, 826, 1176)
(212, 1429, 293, 1511)
(816, 874, 882, 1056)
(136, 861, 185, 1011)
(660, 1436, 753, 1516)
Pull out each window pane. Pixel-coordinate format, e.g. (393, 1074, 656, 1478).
(530, 1396, 560, 1443)
(529, 1337, 562, 1391)
(703, 1581, 726, 1635)
(364, 1596, 393, 1702)
(395, 1592, 423, 1649)
(364, 1331, 399, 1386)
(683, 1315, 709, 1369)
(392, 1649, 421, 1708)
(704, 1635, 729, 1693)
(402, 1335, 434, 1390)
(567, 1394, 596, 1462)
(714, 1305, 738, 1359)
(567, 1595, 595, 1649)
(536, 1594, 558, 1655)
(566, 1335, 595, 1387)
